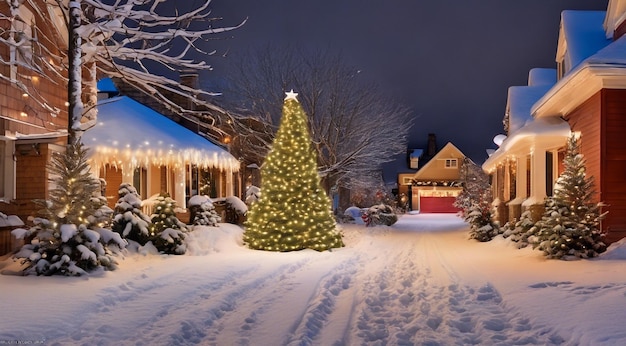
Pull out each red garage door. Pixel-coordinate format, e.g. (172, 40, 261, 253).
(419, 196, 459, 213)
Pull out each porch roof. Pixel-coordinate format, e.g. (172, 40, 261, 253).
(86, 96, 240, 172)
(482, 117, 570, 172)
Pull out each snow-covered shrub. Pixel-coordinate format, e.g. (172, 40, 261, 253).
(364, 204, 397, 226)
(466, 198, 500, 242)
(12, 219, 126, 276)
(112, 183, 153, 244)
(245, 185, 260, 206)
(502, 210, 536, 248)
(150, 194, 187, 254)
(342, 206, 366, 224)
(213, 196, 248, 224)
(188, 195, 221, 227)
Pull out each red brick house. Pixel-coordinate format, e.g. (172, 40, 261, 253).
(483, 0, 626, 243)
(0, 1, 70, 254)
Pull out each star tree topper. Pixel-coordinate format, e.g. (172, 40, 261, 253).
(285, 89, 299, 101)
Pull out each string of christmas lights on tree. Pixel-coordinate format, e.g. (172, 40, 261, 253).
(244, 90, 344, 252)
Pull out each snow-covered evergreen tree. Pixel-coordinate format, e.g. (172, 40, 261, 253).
(531, 136, 607, 259)
(112, 183, 153, 244)
(454, 157, 491, 216)
(188, 195, 221, 227)
(11, 141, 126, 275)
(244, 91, 344, 252)
(502, 210, 536, 248)
(150, 194, 187, 254)
(466, 190, 500, 242)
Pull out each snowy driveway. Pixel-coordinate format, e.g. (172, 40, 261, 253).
(1, 214, 625, 345)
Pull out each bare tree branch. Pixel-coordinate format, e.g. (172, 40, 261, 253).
(220, 45, 414, 191)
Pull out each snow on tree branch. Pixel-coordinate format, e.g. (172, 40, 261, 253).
(1, 0, 246, 141)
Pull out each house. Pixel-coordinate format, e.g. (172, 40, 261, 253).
(0, 1, 70, 254)
(0, 0, 243, 254)
(398, 141, 466, 213)
(89, 79, 240, 211)
(483, 0, 626, 243)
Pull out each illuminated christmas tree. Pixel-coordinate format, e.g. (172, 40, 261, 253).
(244, 90, 344, 252)
(12, 141, 126, 275)
(150, 194, 187, 254)
(531, 135, 607, 259)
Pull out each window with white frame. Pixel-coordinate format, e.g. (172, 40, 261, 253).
(444, 158, 458, 169)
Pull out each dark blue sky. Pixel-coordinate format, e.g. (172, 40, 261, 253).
(201, 0, 608, 180)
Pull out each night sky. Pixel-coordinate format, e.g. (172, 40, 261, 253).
(201, 0, 608, 181)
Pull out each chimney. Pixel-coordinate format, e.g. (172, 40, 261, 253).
(180, 70, 199, 89)
(427, 133, 437, 157)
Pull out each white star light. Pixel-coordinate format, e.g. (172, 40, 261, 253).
(284, 89, 298, 101)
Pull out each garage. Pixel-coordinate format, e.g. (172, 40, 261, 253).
(415, 187, 461, 213)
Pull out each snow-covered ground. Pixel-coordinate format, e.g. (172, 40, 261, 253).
(1, 213, 625, 346)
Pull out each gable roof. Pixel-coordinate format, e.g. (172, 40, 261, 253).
(558, 10, 611, 73)
(86, 96, 240, 173)
(413, 142, 465, 181)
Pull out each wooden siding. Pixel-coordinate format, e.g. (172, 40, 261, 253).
(565, 89, 626, 243)
(101, 165, 123, 209)
(564, 91, 602, 203)
(601, 89, 626, 242)
(0, 143, 62, 223)
(615, 19, 626, 40)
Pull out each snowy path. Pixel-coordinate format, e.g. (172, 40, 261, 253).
(2, 214, 624, 345)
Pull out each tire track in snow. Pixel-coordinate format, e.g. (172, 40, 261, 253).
(162, 257, 313, 346)
(202, 256, 313, 346)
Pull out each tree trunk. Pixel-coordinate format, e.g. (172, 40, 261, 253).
(67, 1, 84, 146)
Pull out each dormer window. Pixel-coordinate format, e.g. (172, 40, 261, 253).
(445, 159, 458, 169)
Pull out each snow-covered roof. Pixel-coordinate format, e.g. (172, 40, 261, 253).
(528, 68, 556, 86)
(97, 78, 118, 93)
(560, 11, 611, 73)
(483, 117, 570, 172)
(86, 96, 239, 172)
(409, 149, 423, 159)
(506, 85, 553, 133)
(534, 34, 626, 118)
(586, 32, 626, 65)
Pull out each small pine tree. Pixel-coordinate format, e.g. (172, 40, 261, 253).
(150, 194, 187, 254)
(502, 210, 536, 248)
(112, 183, 153, 244)
(244, 91, 344, 252)
(531, 135, 607, 259)
(12, 141, 126, 275)
(465, 190, 500, 242)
